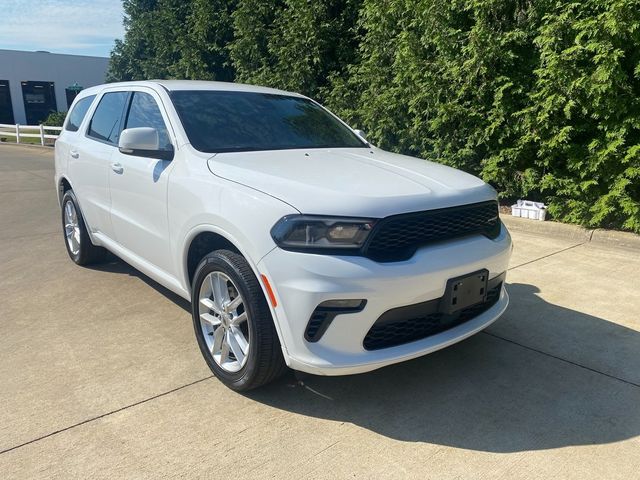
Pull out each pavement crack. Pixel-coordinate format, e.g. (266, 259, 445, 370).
(482, 331, 640, 389)
(0, 375, 213, 456)
(508, 242, 586, 271)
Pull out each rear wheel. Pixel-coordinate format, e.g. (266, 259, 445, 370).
(61, 190, 106, 265)
(192, 249, 286, 391)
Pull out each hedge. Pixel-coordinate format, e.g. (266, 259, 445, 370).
(109, 0, 640, 232)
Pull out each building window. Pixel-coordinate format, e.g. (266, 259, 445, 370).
(0, 80, 14, 124)
(66, 83, 84, 108)
(21, 81, 57, 125)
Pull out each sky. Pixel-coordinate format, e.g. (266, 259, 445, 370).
(0, 0, 124, 58)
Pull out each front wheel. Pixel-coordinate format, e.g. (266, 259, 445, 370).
(191, 249, 286, 391)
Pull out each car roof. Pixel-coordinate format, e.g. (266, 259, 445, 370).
(78, 80, 305, 99)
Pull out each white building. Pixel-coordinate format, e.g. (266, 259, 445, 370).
(0, 49, 109, 125)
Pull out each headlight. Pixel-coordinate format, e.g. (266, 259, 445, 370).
(271, 215, 376, 251)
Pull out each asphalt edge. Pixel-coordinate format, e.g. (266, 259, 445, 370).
(502, 215, 640, 250)
(0, 142, 54, 150)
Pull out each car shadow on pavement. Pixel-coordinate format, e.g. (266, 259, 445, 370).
(247, 282, 640, 453)
(88, 254, 191, 313)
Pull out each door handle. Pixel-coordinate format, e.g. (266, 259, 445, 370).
(70, 150, 79, 159)
(111, 162, 124, 174)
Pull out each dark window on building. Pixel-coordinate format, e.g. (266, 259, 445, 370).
(87, 92, 129, 144)
(66, 84, 84, 108)
(125, 92, 171, 149)
(0, 80, 14, 124)
(21, 81, 57, 125)
(65, 95, 96, 132)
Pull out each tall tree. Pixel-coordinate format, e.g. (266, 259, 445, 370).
(230, 0, 360, 100)
(108, 0, 236, 82)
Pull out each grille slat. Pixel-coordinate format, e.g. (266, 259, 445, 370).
(364, 201, 500, 262)
(363, 279, 503, 351)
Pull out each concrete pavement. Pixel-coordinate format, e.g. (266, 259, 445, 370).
(1, 144, 639, 479)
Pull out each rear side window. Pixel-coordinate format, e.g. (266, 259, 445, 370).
(125, 92, 172, 149)
(65, 95, 95, 132)
(87, 91, 129, 144)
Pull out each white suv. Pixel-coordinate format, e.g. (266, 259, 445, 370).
(55, 80, 512, 390)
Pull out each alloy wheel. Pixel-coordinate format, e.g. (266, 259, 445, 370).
(64, 200, 81, 255)
(198, 271, 250, 373)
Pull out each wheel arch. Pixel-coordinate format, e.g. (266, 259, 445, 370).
(57, 176, 73, 207)
(182, 225, 273, 293)
(182, 225, 287, 357)
(185, 230, 241, 288)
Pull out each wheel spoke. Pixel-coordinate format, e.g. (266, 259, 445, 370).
(200, 297, 222, 315)
(210, 273, 229, 311)
(229, 326, 248, 359)
(211, 325, 224, 354)
(200, 312, 220, 327)
(230, 311, 247, 326)
(227, 295, 243, 312)
(219, 333, 230, 363)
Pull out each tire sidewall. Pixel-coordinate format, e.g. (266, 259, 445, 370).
(191, 252, 264, 390)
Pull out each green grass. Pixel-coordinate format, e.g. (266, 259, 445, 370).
(0, 128, 56, 146)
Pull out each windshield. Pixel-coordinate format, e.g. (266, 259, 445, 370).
(170, 90, 367, 153)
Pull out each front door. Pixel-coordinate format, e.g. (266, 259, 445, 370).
(109, 89, 175, 274)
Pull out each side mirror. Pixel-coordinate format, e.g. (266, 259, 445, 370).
(354, 129, 368, 142)
(119, 127, 173, 161)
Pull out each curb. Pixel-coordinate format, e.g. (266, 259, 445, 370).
(0, 142, 53, 150)
(590, 228, 640, 250)
(501, 215, 640, 250)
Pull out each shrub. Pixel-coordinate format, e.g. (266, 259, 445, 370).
(43, 111, 67, 127)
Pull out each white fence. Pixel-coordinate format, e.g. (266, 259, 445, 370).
(0, 123, 62, 146)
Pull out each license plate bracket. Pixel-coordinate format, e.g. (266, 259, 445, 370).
(440, 269, 489, 314)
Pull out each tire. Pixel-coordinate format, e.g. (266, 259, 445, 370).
(61, 190, 107, 265)
(191, 249, 286, 391)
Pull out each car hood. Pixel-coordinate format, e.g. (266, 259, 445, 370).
(207, 147, 496, 217)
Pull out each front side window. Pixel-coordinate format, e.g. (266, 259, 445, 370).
(125, 92, 172, 150)
(65, 95, 95, 132)
(170, 91, 367, 153)
(87, 91, 129, 144)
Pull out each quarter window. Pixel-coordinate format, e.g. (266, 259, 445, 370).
(65, 95, 95, 132)
(125, 92, 171, 150)
(87, 92, 128, 144)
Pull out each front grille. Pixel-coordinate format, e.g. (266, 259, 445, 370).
(363, 275, 504, 351)
(364, 201, 500, 262)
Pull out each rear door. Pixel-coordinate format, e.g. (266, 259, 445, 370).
(108, 88, 176, 274)
(69, 90, 128, 238)
(55, 94, 96, 188)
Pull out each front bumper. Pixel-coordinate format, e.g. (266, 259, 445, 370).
(258, 223, 512, 375)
